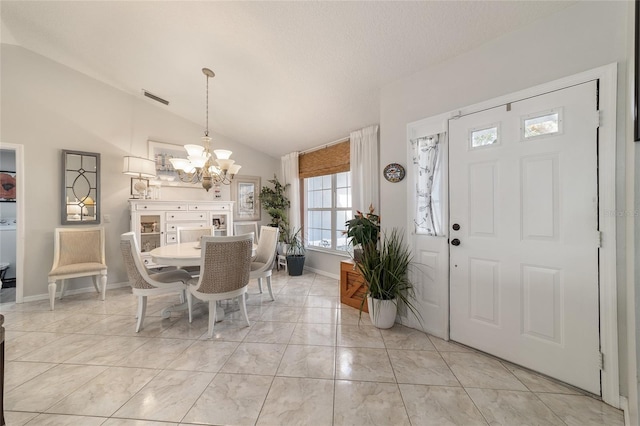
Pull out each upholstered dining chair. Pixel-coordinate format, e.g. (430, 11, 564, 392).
(48, 226, 107, 310)
(120, 232, 192, 332)
(176, 226, 214, 276)
(250, 226, 280, 301)
(233, 221, 260, 243)
(187, 234, 253, 338)
(176, 226, 215, 244)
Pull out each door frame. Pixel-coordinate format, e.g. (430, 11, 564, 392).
(0, 142, 25, 304)
(407, 63, 619, 407)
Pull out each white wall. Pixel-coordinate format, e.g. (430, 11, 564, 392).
(379, 1, 629, 395)
(0, 44, 280, 298)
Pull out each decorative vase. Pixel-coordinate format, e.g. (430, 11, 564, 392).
(367, 297, 397, 329)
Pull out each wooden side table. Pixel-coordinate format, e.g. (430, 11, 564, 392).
(340, 259, 368, 313)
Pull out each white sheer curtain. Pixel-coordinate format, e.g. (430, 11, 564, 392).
(281, 152, 300, 232)
(350, 125, 379, 214)
(411, 134, 442, 236)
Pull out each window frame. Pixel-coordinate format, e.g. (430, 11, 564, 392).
(304, 171, 352, 254)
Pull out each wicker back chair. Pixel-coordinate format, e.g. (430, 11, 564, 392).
(250, 226, 280, 301)
(187, 234, 253, 338)
(47, 227, 107, 310)
(120, 232, 192, 332)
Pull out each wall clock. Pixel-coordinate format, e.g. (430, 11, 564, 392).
(383, 163, 405, 183)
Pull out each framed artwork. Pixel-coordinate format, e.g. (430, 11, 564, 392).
(130, 178, 149, 197)
(0, 171, 16, 202)
(231, 175, 261, 221)
(148, 140, 199, 188)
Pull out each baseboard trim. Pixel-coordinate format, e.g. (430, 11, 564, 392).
(620, 396, 630, 426)
(19, 282, 130, 304)
(302, 266, 339, 280)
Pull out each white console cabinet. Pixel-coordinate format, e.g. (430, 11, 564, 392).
(128, 200, 234, 267)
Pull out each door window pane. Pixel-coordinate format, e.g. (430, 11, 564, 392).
(470, 126, 499, 148)
(523, 110, 561, 139)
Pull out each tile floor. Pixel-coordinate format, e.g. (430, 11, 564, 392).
(0, 271, 625, 425)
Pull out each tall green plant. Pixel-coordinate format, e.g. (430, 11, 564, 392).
(259, 175, 290, 239)
(356, 228, 421, 321)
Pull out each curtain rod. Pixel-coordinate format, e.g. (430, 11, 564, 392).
(299, 136, 349, 155)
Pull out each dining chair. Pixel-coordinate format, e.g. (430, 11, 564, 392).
(176, 226, 215, 244)
(187, 234, 253, 338)
(176, 226, 215, 276)
(233, 221, 260, 243)
(47, 226, 107, 310)
(120, 232, 192, 332)
(250, 226, 280, 301)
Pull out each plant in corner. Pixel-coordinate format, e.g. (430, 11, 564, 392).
(259, 174, 290, 243)
(356, 228, 420, 329)
(344, 204, 380, 263)
(285, 227, 306, 276)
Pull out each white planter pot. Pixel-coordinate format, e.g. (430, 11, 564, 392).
(367, 297, 397, 329)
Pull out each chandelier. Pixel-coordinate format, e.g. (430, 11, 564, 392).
(169, 68, 241, 191)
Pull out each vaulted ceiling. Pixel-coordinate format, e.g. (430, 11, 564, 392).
(1, 1, 574, 157)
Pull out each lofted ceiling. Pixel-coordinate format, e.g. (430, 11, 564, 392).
(1, 1, 574, 158)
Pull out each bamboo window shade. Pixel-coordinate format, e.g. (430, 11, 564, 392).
(298, 140, 350, 178)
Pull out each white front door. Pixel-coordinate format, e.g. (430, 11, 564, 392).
(449, 81, 600, 394)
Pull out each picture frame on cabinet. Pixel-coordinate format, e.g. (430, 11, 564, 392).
(148, 140, 200, 188)
(231, 175, 261, 221)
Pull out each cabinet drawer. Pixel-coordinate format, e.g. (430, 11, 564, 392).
(166, 233, 177, 244)
(165, 211, 208, 221)
(188, 203, 229, 211)
(166, 221, 208, 232)
(135, 203, 187, 211)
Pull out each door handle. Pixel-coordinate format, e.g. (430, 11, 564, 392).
(451, 238, 461, 246)
(452, 223, 460, 231)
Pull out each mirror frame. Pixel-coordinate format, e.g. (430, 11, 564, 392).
(61, 149, 101, 225)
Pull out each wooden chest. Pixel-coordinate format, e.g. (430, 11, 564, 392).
(340, 259, 368, 313)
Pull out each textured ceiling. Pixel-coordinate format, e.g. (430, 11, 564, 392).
(1, 1, 574, 157)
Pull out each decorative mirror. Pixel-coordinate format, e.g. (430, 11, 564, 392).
(61, 150, 100, 225)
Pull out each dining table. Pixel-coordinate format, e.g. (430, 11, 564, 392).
(149, 241, 257, 322)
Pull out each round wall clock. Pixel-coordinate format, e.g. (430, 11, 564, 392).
(383, 163, 406, 183)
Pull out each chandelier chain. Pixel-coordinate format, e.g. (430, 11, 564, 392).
(205, 72, 209, 137)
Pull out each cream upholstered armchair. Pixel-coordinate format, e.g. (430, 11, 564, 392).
(47, 227, 107, 310)
(120, 232, 192, 332)
(187, 234, 253, 338)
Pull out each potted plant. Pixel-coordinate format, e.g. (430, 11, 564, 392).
(345, 204, 380, 262)
(286, 227, 306, 276)
(259, 174, 290, 247)
(356, 228, 420, 329)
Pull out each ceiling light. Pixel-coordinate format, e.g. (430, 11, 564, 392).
(169, 68, 241, 191)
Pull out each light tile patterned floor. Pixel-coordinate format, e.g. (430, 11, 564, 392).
(1, 271, 624, 425)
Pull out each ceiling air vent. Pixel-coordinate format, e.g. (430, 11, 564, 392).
(142, 89, 169, 106)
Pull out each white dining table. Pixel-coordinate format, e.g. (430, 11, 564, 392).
(149, 241, 257, 321)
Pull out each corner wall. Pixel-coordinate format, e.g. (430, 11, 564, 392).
(0, 44, 280, 299)
(379, 1, 629, 396)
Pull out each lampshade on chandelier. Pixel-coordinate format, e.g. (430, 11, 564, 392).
(169, 68, 241, 191)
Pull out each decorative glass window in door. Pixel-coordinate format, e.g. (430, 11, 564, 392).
(411, 134, 443, 236)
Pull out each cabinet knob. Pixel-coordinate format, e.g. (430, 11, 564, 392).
(143, 206, 147, 209)
(194, 206, 198, 209)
